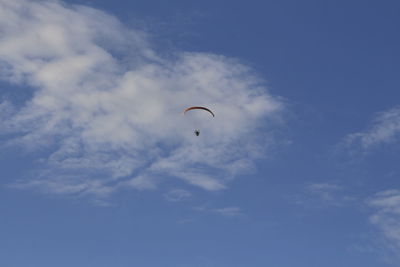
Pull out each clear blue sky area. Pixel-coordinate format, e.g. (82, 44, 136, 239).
(1, 0, 400, 266)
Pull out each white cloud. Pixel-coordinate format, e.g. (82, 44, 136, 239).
(306, 183, 343, 201)
(164, 189, 192, 202)
(0, 100, 14, 120)
(213, 206, 243, 217)
(0, 0, 284, 197)
(367, 190, 400, 257)
(194, 205, 243, 217)
(307, 183, 342, 191)
(345, 106, 400, 150)
(294, 182, 355, 207)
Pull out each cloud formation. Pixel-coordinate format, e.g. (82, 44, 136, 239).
(368, 190, 400, 257)
(164, 189, 192, 202)
(194, 205, 243, 217)
(291, 182, 354, 208)
(306, 183, 343, 202)
(0, 0, 283, 197)
(213, 206, 243, 217)
(345, 106, 400, 150)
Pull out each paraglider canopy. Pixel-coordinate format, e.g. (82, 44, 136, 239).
(183, 106, 215, 117)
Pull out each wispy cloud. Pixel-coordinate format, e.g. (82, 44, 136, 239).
(367, 189, 400, 260)
(292, 182, 355, 207)
(307, 183, 343, 200)
(344, 106, 400, 151)
(0, 0, 284, 197)
(164, 189, 192, 202)
(195, 205, 243, 217)
(213, 206, 243, 217)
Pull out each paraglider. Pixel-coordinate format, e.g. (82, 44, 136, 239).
(183, 106, 214, 136)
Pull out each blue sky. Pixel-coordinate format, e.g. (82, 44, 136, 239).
(1, 0, 400, 266)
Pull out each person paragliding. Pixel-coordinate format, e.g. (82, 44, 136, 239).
(183, 106, 214, 136)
